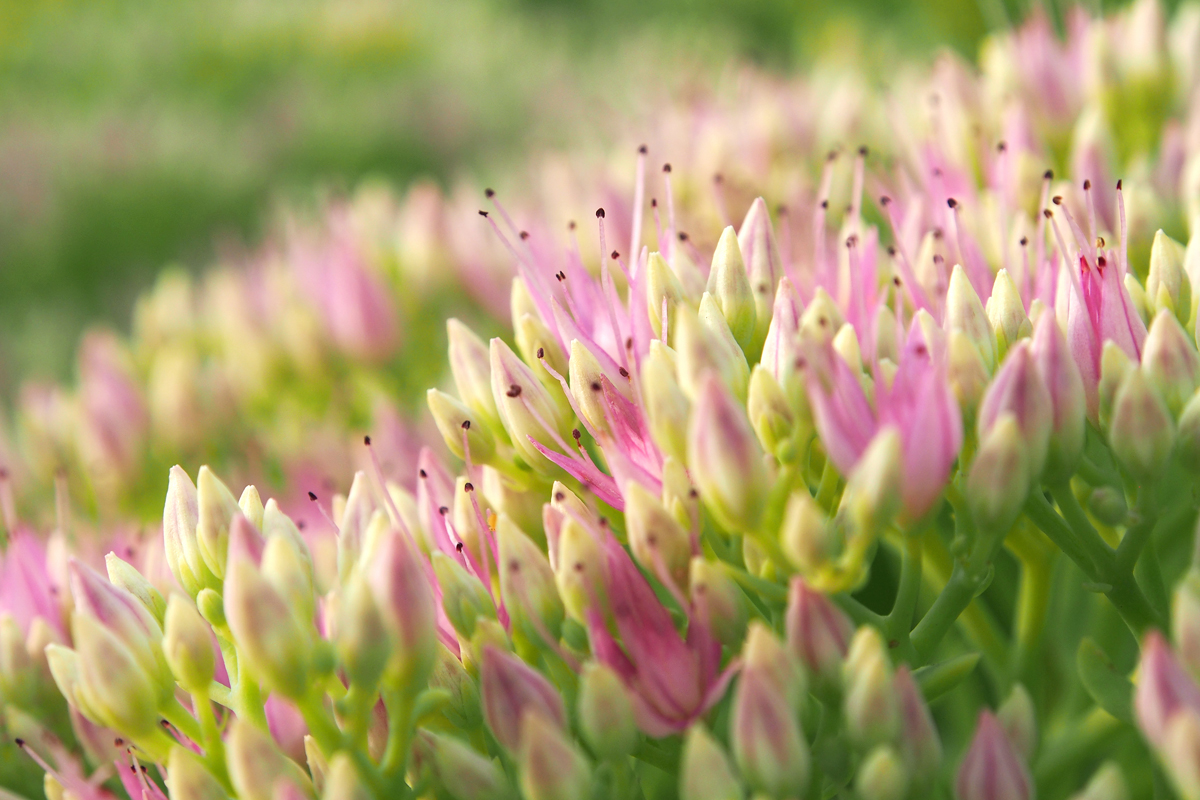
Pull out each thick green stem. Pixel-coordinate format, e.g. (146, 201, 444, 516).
(381, 688, 416, 779)
(1050, 484, 1115, 571)
(815, 460, 840, 511)
(193, 690, 231, 791)
(885, 535, 923, 650)
(160, 695, 203, 746)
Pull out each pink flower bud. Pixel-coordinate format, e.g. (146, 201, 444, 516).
(1136, 631, 1200, 747)
(625, 480, 691, 589)
(1109, 368, 1175, 480)
(738, 198, 783, 352)
(196, 465, 242, 579)
(162, 593, 215, 694)
(956, 710, 1033, 800)
(68, 559, 171, 693)
(412, 729, 511, 800)
(997, 683, 1038, 762)
(223, 518, 311, 699)
(1142, 309, 1200, 417)
(480, 645, 566, 752)
(498, 513, 564, 648)
(163, 465, 217, 597)
(518, 710, 593, 800)
(895, 665, 943, 783)
(167, 745, 228, 800)
(687, 374, 768, 532)
(225, 717, 313, 800)
(978, 341, 1053, 480)
(689, 557, 748, 648)
(730, 663, 810, 797)
(785, 577, 854, 692)
(1030, 311, 1087, 480)
(366, 529, 437, 688)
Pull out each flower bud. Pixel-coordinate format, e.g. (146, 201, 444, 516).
(1179, 389, 1200, 473)
(707, 225, 756, 352)
(518, 711, 592, 800)
(967, 414, 1032, 534)
(578, 661, 638, 759)
(699, 293, 753, 394)
(641, 340, 690, 461)
(105, 553, 166, 624)
(1148, 229, 1192, 327)
(832, 322, 864, 376)
(1099, 341, 1135, 430)
(498, 513, 564, 646)
(730, 663, 809, 797)
(1176, 574, 1200, 679)
(743, 621, 804, 709)
(1088, 486, 1128, 526)
(429, 642, 482, 730)
(167, 745, 228, 800)
(553, 516, 605, 623)
(226, 717, 312, 800)
(988, 270, 1032, 360)
(625, 480, 690, 589)
(781, 490, 836, 579)
(224, 529, 311, 699)
(448, 318, 502, 432)
(569, 339, 624, 437)
(164, 465, 216, 596)
(956, 711, 1033, 800)
(1109, 368, 1175, 480)
(412, 730, 511, 800)
(978, 341, 1053, 479)
(322, 753, 371, 800)
(1162, 709, 1200, 800)
(761, 277, 805, 390)
(946, 263, 997, 371)
(433, 551, 497, 640)
(428, 389, 497, 463)
(785, 577, 853, 692)
(1142, 309, 1200, 417)
(367, 530, 437, 688)
(233, 482, 262, 525)
(949, 331, 992, 419)
(1136, 631, 1200, 748)
(196, 465, 241, 579)
(163, 593, 215, 694)
(800, 287, 845, 346)
(490, 338, 573, 470)
(480, 645, 566, 752)
(514, 310, 566, 396)
(70, 611, 160, 736)
(680, 725, 744, 800)
(739, 198, 783, 352)
(894, 665, 942, 783)
(68, 559, 171, 693)
(856, 745, 909, 800)
(1070, 762, 1129, 800)
(997, 683, 1038, 762)
(45, 643, 90, 718)
(648, 251, 688, 340)
(261, 529, 316, 625)
(837, 426, 902, 539)
(747, 364, 795, 457)
(1030, 311, 1087, 480)
(843, 627, 899, 747)
(689, 558, 747, 647)
(334, 572, 390, 690)
(687, 374, 768, 532)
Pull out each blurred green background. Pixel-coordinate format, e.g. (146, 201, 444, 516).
(0, 0, 1164, 394)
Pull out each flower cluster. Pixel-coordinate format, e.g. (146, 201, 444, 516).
(4, 1, 1200, 799)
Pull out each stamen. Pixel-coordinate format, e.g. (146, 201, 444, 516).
(363, 436, 413, 540)
(662, 164, 677, 260)
(307, 491, 341, 534)
(850, 145, 867, 231)
(1116, 179, 1128, 276)
(631, 145, 647, 273)
(712, 173, 730, 227)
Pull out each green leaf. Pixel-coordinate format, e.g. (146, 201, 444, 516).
(1076, 638, 1133, 723)
(912, 652, 981, 703)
